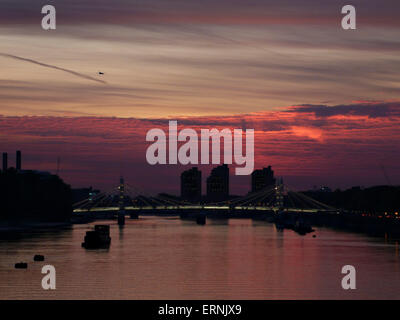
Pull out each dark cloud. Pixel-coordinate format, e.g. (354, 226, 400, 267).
(1, 0, 399, 26)
(289, 102, 400, 118)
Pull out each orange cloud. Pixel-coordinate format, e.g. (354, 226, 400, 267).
(290, 126, 324, 142)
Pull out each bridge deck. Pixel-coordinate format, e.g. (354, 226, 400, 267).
(73, 206, 333, 214)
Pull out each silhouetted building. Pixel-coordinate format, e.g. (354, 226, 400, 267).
(2, 153, 7, 171)
(0, 169, 72, 222)
(181, 167, 202, 202)
(207, 164, 229, 201)
(251, 166, 276, 193)
(16, 150, 21, 171)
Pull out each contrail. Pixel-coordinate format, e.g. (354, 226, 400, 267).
(0, 53, 107, 84)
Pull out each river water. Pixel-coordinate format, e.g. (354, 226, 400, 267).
(1, 216, 400, 299)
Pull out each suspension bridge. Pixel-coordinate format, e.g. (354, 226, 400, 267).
(72, 177, 338, 224)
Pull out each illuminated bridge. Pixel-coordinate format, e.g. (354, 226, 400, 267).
(72, 177, 338, 223)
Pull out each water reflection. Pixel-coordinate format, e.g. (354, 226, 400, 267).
(0, 217, 400, 299)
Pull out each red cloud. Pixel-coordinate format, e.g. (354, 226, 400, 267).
(1, 102, 399, 193)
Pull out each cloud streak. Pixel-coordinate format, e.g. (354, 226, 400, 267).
(0, 53, 107, 84)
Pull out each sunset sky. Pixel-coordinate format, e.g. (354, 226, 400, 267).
(1, 0, 400, 194)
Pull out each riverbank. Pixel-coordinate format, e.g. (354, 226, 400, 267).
(0, 220, 71, 233)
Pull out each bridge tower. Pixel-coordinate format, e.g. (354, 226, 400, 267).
(275, 178, 284, 210)
(118, 176, 125, 225)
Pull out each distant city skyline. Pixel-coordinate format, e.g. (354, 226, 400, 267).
(181, 165, 280, 201)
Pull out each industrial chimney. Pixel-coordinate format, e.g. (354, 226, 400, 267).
(16, 150, 21, 171)
(2, 153, 7, 171)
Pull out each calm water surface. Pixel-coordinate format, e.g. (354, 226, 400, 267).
(1, 216, 400, 299)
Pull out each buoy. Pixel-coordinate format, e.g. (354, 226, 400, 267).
(15, 262, 28, 269)
(196, 215, 206, 225)
(34, 255, 45, 261)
